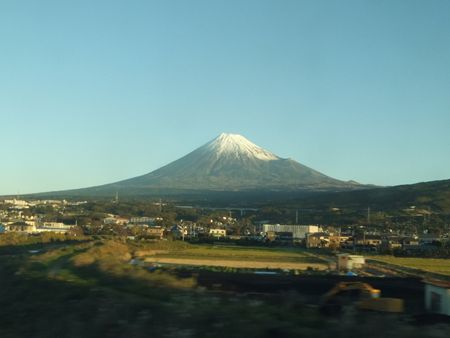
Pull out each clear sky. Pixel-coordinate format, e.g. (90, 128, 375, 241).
(1, 0, 450, 195)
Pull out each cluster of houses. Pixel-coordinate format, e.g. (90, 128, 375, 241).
(0, 199, 79, 234)
(102, 214, 229, 240)
(0, 210, 75, 234)
(2, 198, 87, 209)
(304, 230, 448, 254)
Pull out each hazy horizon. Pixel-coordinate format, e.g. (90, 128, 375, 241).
(2, 0, 450, 195)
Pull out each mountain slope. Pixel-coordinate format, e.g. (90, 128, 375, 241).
(36, 133, 362, 197)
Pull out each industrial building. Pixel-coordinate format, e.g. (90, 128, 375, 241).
(260, 224, 321, 243)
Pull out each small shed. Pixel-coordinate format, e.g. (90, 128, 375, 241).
(425, 280, 450, 316)
(337, 254, 365, 272)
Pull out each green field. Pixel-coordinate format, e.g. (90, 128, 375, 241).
(147, 244, 322, 262)
(370, 256, 450, 276)
(135, 243, 328, 270)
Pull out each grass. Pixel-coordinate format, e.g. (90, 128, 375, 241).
(134, 242, 328, 270)
(370, 256, 450, 276)
(25, 239, 197, 290)
(157, 244, 322, 262)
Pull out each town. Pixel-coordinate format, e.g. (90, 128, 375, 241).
(1, 197, 448, 257)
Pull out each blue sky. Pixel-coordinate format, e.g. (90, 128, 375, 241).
(1, 0, 450, 195)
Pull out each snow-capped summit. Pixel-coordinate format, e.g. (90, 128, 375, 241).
(203, 133, 279, 161)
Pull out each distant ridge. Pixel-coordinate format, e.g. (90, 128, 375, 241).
(34, 133, 364, 197)
(282, 178, 450, 213)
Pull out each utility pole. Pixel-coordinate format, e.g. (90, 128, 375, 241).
(352, 225, 356, 252)
(367, 207, 371, 225)
(338, 226, 341, 249)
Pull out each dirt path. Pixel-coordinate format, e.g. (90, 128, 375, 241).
(144, 257, 327, 270)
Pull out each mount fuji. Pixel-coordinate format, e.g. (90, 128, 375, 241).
(51, 133, 361, 197)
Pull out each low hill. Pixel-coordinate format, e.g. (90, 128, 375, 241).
(282, 179, 450, 213)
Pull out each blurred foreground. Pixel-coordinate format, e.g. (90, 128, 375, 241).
(0, 234, 449, 338)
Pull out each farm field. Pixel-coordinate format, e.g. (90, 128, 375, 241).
(136, 244, 328, 270)
(369, 256, 450, 276)
(144, 256, 327, 270)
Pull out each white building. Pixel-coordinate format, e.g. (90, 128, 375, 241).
(425, 280, 450, 316)
(103, 216, 129, 225)
(37, 222, 74, 234)
(130, 217, 156, 225)
(261, 224, 321, 241)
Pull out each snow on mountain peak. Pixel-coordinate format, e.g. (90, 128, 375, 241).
(205, 133, 279, 161)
